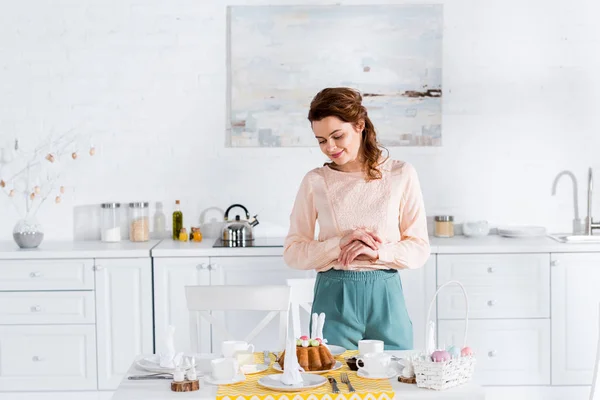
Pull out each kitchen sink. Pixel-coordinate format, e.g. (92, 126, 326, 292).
(548, 234, 600, 243)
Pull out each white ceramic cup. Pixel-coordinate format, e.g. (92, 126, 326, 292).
(211, 357, 240, 381)
(221, 340, 255, 358)
(356, 352, 392, 376)
(358, 339, 384, 356)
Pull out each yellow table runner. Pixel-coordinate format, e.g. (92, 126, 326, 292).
(216, 350, 395, 400)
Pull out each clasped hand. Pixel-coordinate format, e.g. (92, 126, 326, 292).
(338, 228, 382, 267)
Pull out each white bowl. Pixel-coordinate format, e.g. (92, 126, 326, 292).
(463, 221, 490, 237)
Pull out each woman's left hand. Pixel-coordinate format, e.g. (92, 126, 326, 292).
(338, 241, 378, 267)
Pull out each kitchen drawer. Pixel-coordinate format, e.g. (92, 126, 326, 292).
(0, 325, 97, 391)
(437, 254, 550, 319)
(438, 319, 550, 385)
(0, 259, 94, 291)
(0, 291, 95, 324)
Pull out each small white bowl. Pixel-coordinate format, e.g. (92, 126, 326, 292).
(463, 221, 490, 237)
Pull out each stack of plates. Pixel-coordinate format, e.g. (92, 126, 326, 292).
(497, 226, 546, 238)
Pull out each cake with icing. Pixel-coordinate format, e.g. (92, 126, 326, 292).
(278, 337, 335, 372)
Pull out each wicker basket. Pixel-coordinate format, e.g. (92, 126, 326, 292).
(412, 280, 476, 390)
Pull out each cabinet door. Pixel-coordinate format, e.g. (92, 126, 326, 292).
(551, 253, 600, 385)
(399, 255, 436, 351)
(209, 256, 314, 353)
(95, 258, 153, 389)
(0, 325, 97, 391)
(439, 319, 550, 385)
(154, 257, 211, 354)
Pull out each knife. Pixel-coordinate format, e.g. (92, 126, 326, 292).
(128, 375, 173, 380)
(327, 376, 340, 393)
(263, 350, 271, 365)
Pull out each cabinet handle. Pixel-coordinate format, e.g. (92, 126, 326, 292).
(30, 305, 41, 312)
(487, 300, 497, 307)
(208, 264, 218, 270)
(94, 265, 104, 271)
(29, 271, 42, 278)
(197, 263, 208, 270)
(487, 267, 495, 273)
(551, 260, 560, 267)
(488, 350, 497, 358)
(32, 356, 44, 362)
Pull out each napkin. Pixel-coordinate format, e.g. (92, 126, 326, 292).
(160, 325, 182, 368)
(280, 337, 304, 386)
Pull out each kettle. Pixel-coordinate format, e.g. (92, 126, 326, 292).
(222, 204, 259, 244)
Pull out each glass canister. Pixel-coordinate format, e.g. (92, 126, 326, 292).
(434, 215, 455, 238)
(100, 203, 122, 242)
(128, 202, 150, 242)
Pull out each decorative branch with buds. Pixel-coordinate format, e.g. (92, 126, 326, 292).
(0, 131, 95, 220)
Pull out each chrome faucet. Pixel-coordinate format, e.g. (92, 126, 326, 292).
(586, 167, 600, 235)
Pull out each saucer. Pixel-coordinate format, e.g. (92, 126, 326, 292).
(327, 345, 347, 357)
(204, 373, 246, 385)
(357, 368, 397, 380)
(241, 363, 268, 375)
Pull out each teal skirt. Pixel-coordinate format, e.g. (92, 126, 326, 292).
(310, 269, 413, 351)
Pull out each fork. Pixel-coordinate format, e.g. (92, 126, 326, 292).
(340, 372, 356, 392)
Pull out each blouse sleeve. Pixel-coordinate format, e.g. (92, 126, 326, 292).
(375, 163, 431, 269)
(283, 172, 341, 270)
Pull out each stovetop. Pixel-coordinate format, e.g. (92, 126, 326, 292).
(212, 237, 285, 248)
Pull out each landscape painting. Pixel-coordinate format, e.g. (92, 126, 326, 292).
(227, 5, 443, 147)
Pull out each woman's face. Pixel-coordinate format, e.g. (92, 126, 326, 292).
(312, 116, 364, 167)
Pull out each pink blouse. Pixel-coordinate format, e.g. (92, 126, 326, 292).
(283, 159, 430, 272)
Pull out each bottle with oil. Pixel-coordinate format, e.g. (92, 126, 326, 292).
(172, 200, 183, 240)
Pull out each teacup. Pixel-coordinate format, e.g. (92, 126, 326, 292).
(358, 339, 384, 356)
(211, 357, 240, 381)
(221, 340, 255, 358)
(356, 352, 392, 376)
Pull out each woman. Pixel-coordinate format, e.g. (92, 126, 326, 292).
(283, 87, 430, 350)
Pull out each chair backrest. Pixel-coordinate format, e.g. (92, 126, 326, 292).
(185, 285, 291, 352)
(591, 303, 600, 400)
(286, 278, 316, 339)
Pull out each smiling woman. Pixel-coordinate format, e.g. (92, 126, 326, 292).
(282, 87, 431, 351)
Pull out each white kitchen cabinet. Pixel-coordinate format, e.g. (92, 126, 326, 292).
(95, 258, 153, 390)
(438, 319, 551, 385)
(0, 325, 97, 391)
(209, 256, 315, 353)
(153, 257, 211, 354)
(551, 252, 600, 385)
(437, 254, 550, 319)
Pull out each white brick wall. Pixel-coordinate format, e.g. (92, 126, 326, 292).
(0, 0, 599, 241)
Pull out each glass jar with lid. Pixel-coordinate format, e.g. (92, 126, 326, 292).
(128, 202, 149, 242)
(434, 215, 455, 238)
(100, 203, 122, 242)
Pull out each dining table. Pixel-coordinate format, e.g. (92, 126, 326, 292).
(111, 352, 486, 400)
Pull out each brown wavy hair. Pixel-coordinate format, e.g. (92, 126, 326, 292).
(308, 87, 387, 181)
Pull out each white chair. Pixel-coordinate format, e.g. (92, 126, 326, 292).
(591, 303, 600, 400)
(286, 278, 316, 338)
(185, 285, 291, 352)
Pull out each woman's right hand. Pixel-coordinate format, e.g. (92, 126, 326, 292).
(339, 228, 383, 251)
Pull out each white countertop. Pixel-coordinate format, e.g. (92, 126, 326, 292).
(0, 240, 160, 259)
(1, 234, 600, 260)
(151, 235, 600, 257)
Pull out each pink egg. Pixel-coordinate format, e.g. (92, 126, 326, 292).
(431, 350, 451, 362)
(461, 346, 474, 357)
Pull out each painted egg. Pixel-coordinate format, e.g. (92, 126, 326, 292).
(461, 346, 474, 357)
(301, 340, 309, 348)
(431, 350, 451, 362)
(299, 335, 309, 341)
(447, 345, 461, 358)
(296, 339, 302, 346)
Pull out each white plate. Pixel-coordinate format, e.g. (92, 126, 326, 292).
(204, 373, 246, 385)
(357, 368, 398, 380)
(258, 373, 327, 392)
(135, 356, 198, 374)
(497, 226, 546, 237)
(327, 345, 347, 356)
(241, 363, 269, 375)
(272, 360, 343, 374)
